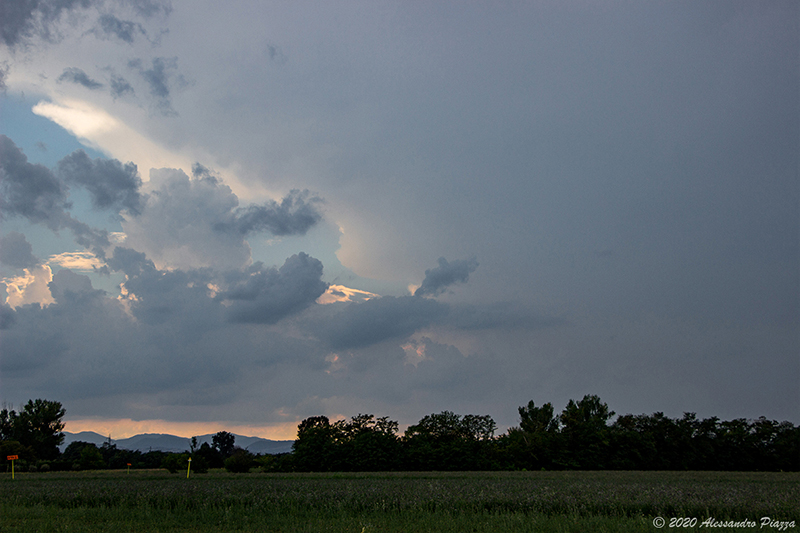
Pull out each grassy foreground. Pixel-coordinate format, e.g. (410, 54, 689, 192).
(1, 470, 797, 532)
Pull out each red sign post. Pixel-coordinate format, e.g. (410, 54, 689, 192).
(7, 455, 18, 479)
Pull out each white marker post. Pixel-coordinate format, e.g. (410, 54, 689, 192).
(186, 457, 192, 479)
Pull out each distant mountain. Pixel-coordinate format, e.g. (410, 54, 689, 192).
(61, 431, 111, 449)
(115, 433, 193, 453)
(61, 431, 293, 454)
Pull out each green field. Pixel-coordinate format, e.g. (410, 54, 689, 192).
(1, 470, 797, 532)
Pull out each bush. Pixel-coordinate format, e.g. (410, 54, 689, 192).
(224, 449, 255, 473)
(161, 453, 190, 474)
(190, 454, 209, 474)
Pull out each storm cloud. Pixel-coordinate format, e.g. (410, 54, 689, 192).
(0, 134, 73, 230)
(57, 150, 145, 215)
(0, 136, 112, 255)
(129, 57, 182, 115)
(109, 75, 134, 98)
(57, 67, 103, 89)
(221, 253, 328, 324)
(309, 296, 449, 350)
(415, 257, 479, 297)
(96, 14, 145, 43)
(0, 0, 95, 48)
(0, 232, 40, 269)
(0, 1, 796, 435)
(217, 190, 323, 237)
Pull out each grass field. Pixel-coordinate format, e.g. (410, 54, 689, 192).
(1, 470, 797, 532)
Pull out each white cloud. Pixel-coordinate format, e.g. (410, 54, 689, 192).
(2, 265, 55, 308)
(32, 98, 191, 180)
(121, 168, 253, 270)
(48, 251, 104, 271)
(317, 284, 378, 304)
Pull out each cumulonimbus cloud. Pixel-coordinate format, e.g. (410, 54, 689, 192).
(120, 167, 324, 270)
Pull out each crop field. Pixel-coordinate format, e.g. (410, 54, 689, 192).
(1, 470, 798, 532)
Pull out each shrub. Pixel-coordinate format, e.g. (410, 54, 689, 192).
(224, 449, 255, 473)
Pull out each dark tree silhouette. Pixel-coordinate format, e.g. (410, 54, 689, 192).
(212, 431, 236, 459)
(1, 399, 66, 461)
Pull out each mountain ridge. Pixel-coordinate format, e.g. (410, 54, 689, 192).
(61, 431, 294, 455)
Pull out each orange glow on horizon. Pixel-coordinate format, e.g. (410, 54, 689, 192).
(63, 418, 299, 441)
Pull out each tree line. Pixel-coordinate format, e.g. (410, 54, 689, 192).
(2, 396, 798, 473)
(288, 396, 799, 472)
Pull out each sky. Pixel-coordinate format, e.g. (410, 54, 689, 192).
(0, 0, 797, 440)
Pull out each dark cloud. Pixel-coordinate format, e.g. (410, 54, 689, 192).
(108, 246, 222, 327)
(57, 149, 145, 215)
(0, 0, 95, 48)
(0, 232, 40, 269)
(57, 67, 103, 89)
(0, 62, 8, 91)
(129, 57, 181, 115)
(96, 13, 145, 43)
(106, 245, 153, 277)
(0, 135, 110, 256)
(309, 296, 449, 350)
(446, 302, 565, 331)
(216, 190, 323, 237)
(221, 253, 328, 324)
(0, 245, 328, 414)
(0, 266, 246, 410)
(264, 43, 287, 64)
(63, 217, 111, 258)
(48, 268, 105, 304)
(106, 247, 326, 328)
(0, 302, 14, 329)
(110, 75, 134, 98)
(0, 134, 70, 228)
(124, 0, 172, 19)
(141, 56, 173, 97)
(191, 162, 219, 183)
(415, 257, 479, 297)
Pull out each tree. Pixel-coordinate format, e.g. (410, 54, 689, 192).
(499, 400, 560, 470)
(0, 406, 14, 440)
(559, 394, 614, 469)
(292, 416, 335, 472)
(518, 401, 558, 434)
(330, 414, 402, 471)
(6, 399, 66, 461)
(212, 431, 236, 459)
(195, 441, 223, 469)
(403, 411, 498, 470)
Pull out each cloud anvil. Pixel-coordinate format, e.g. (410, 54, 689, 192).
(0, 0, 797, 436)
